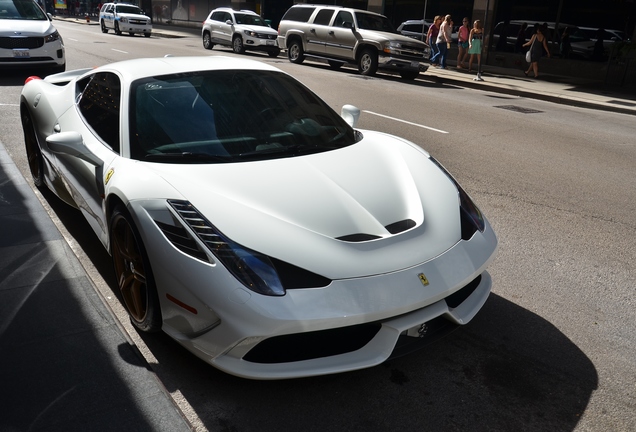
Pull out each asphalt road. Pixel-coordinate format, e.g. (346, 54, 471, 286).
(1, 21, 634, 431)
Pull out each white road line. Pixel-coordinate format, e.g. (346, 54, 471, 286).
(111, 49, 128, 54)
(363, 110, 449, 134)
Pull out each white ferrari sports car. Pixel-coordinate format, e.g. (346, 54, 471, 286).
(20, 56, 497, 379)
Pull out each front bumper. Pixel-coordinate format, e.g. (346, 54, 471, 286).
(378, 55, 429, 73)
(131, 200, 497, 379)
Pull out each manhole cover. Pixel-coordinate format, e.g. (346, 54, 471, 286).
(494, 105, 543, 114)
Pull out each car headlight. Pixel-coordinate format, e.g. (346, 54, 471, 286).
(244, 30, 258, 37)
(383, 41, 402, 54)
(165, 200, 285, 296)
(120, 17, 128, 23)
(44, 30, 60, 43)
(429, 157, 485, 240)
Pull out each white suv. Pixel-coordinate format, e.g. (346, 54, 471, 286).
(99, 3, 151, 37)
(0, 0, 65, 73)
(202, 8, 280, 57)
(277, 5, 429, 79)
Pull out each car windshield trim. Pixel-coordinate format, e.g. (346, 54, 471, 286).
(129, 70, 359, 164)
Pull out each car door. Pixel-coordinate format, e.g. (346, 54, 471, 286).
(324, 10, 357, 59)
(213, 11, 232, 44)
(51, 72, 119, 246)
(305, 8, 335, 54)
(101, 4, 114, 29)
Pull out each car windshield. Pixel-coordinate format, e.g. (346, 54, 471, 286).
(234, 13, 266, 26)
(115, 5, 141, 14)
(130, 70, 359, 163)
(354, 12, 396, 33)
(0, 0, 47, 20)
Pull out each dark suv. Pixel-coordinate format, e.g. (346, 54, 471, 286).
(277, 5, 429, 80)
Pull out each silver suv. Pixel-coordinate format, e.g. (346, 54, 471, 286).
(277, 5, 429, 79)
(99, 3, 151, 37)
(202, 8, 280, 57)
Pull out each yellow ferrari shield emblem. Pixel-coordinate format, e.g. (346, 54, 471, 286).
(105, 168, 114, 185)
(418, 273, 429, 286)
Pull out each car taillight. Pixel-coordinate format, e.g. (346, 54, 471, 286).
(25, 76, 42, 84)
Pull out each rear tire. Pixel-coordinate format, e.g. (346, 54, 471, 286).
(21, 107, 44, 188)
(100, 20, 108, 33)
(202, 32, 214, 49)
(110, 205, 162, 333)
(288, 39, 305, 64)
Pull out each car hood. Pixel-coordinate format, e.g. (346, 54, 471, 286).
(144, 132, 462, 278)
(358, 29, 427, 46)
(0, 19, 55, 36)
(115, 13, 150, 20)
(241, 25, 277, 35)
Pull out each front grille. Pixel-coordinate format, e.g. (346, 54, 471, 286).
(0, 37, 44, 49)
(128, 19, 149, 25)
(243, 323, 382, 363)
(445, 275, 481, 308)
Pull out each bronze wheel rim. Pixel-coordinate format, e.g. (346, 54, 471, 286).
(112, 215, 148, 323)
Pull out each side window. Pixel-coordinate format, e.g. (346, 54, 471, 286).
(211, 11, 222, 21)
(77, 72, 121, 154)
(333, 11, 354, 28)
(223, 12, 232, 22)
(313, 9, 334, 26)
(282, 7, 315, 23)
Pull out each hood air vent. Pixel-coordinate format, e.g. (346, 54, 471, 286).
(336, 219, 416, 242)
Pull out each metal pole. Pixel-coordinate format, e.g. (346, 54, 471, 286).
(474, 0, 491, 81)
(420, 0, 429, 42)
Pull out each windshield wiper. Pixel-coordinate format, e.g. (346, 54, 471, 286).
(144, 152, 234, 163)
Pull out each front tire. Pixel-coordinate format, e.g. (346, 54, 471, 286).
(400, 70, 420, 80)
(114, 21, 122, 35)
(21, 107, 44, 188)
(202, 32, 213, 49)
(358, 48, 378, 76)
(267, 48, 280, 58)
(288, 39, 305, 64)
(144, 32, 151, 38)
(328, 60, 343, 70)
(100, 20, 108, 33)
(232, 36, 245, 54)
(110, 205, 162, 333)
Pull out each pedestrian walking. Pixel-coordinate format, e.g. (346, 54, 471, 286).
(457, 17, 470, 69)
(560, 27, 572, 58)
(427, 16, 442, 64)
(524, 23, 550, 78)
(431, 15, 452, 69)
(468, 19, 483, 73)
(514, 22, 528, 53)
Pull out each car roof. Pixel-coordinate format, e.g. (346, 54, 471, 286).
(213, 7, 258, 15)
(95, 56, 282, 81)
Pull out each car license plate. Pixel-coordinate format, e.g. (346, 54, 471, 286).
(13, 49, 30, 58)
(266, 40, 274, 45)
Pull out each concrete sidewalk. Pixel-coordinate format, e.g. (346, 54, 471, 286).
(0, 144, 192, 431)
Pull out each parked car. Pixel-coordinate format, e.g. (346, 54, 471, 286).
(0, 0, 65, 73)
(99, 2, 151, 37)
(397, 19, 458, 44)
(201, 8, 279, 57)
(277, 4, 429, 80)
(568, 27, 628, 59)
(397, 19, 432, 42)
(492, 20, 574, 53)
(20, 55, 497, 379)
